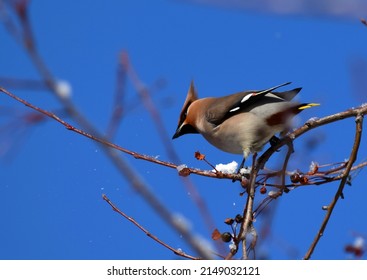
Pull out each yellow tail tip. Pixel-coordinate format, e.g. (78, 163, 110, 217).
(299, 103, 320, 110)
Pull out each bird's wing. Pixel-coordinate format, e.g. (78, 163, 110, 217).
(205, 82, 302, 126)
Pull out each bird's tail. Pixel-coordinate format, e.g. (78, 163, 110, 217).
(298, 103, 320, 110)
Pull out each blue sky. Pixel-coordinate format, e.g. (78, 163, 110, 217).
(0, 0, 366, 259)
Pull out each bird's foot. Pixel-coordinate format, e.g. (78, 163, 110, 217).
(269, 136, 281, 152)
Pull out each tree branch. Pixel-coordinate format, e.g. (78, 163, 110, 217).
(304, 112, 364, 259)
(102, 194, 199, 260)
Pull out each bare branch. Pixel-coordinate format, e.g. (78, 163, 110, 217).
(304, 113, 364, 259)
(102, 194, 199, 260)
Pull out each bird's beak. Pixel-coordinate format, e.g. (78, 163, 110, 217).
(172, 123, 198, 139)
(172, 127, 181, 139)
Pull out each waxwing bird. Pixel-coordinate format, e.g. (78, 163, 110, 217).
(172, 81, 319, 166)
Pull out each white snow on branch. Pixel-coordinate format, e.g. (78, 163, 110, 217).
(213, 161, 238, 174)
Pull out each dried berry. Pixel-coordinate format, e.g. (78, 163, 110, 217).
(178, 167, 191, 177)
(345, 245, 364, 257)
(299, 175, 309, 184)
(260, 186, 267, 194)
(221, 232, 232, 243)
(224, 218, 234, 225)
(235, 214, 243, 223)
(290, 173, 301, 183)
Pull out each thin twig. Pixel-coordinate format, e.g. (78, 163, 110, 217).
(102, 194, 199, 260)
(304, 113, 364, 259)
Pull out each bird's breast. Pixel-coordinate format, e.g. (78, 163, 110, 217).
(199, 112, 280, 155)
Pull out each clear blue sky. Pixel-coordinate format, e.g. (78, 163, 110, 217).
(0, 0, 366, 259)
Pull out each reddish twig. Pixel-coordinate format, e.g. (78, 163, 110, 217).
(102, 194, 199, 260)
